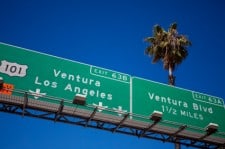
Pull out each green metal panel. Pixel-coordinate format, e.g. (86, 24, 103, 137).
(1, 42, 225, 140)
(132, 77, 225, 138)
(0, 43, 131, 116)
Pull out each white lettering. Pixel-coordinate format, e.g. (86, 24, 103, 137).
(148, 92, 154, 99)
(35, 76, 42, 85)
(64, 83, 112, 100)
(64, 83, 72, 91)
(35, 76, 58, 88)
(53, 69, 61, 77)
(53, 69, 101, 87)
(192, 103, 213, 114)
(0, 60, 28, 77)
(148, 92, 188, 108)
(61, 73, 67, 79)
(180, 110, 204, 120)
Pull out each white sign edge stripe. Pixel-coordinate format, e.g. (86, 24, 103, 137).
(1, 41, 223, 105)
(132, 76, 225, 108)
(0, 42, 131, 79)
(89, 65, 131, 84)
(129, 76, 133, 119)
(192, 91, 224, 108)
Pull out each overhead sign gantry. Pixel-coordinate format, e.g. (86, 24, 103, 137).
(0, 42, 225, 148)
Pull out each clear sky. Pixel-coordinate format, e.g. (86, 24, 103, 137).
(0, 0, 225, 149)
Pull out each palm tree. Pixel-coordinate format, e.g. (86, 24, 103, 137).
(145, 23, 191, 86)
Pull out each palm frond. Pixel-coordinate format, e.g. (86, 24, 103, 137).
(144, 37, 155, 43)
(170, 22, 177, 30)
(153, 25, 164, 35)
(145, 23, 191, 77)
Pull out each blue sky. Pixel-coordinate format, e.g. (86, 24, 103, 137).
(0, 0, 225, 149)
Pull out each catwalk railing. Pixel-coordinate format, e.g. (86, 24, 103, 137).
(0, 88, 225, 149)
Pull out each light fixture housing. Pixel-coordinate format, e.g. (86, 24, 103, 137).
(73, 94, 87, 105)
(206, 123, 218, 134)
(150, 111, 163, 122)
(0, 77, 4, 89)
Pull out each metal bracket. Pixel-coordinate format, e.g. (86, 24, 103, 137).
(22, 92, 28, 117)
(85, 107, 98, 127)
(112, 113, 129, 133)
(139, 121, 159, 138)
(166, 125, 187, 141)
(54, 100, 64, 122)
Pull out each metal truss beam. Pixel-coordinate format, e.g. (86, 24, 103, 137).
(112, 113, 129, 133)
(85, 107, 98, 127)
(0, 94, 224, 149)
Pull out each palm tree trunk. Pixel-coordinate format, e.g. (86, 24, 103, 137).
(168, 65, 180, 148)
(168, 65, 175, 86)
(175, 141, 181, 149)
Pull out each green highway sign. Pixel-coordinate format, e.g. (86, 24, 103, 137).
(1, 42, 225, 140)
(0, 43, 131, 116)
(132, 77, 225, 136)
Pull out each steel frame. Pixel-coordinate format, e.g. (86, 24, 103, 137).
(0, 92, 225, 149)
